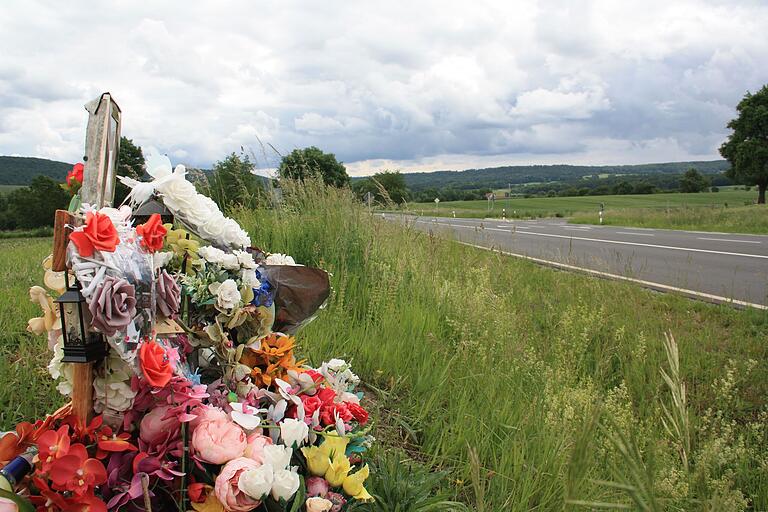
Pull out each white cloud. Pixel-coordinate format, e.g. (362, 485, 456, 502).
(0, 0, 766, 176)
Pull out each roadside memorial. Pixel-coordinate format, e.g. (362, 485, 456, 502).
(7, 93, 375, 512)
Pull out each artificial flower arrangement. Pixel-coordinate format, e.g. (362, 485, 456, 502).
(9, 154, 374, 512)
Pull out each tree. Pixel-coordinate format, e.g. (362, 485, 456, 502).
(278, 146, 350, 187)
(204, 152, 263, 210)
(5, 176, 69, 228)
(612, 181, 633, 195)
(352, 170, 410, 204)
(678, 168, 710, 193)
(114, 137, 145, 205)
(719, 84, 768, 204)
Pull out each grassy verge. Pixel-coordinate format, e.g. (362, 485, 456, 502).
(570, 205, 768, 234)
(1, 186, 766, 510)
(236, 182, 768, 510)
(406, 189, 756, 219)
(0, 238, 66, 428)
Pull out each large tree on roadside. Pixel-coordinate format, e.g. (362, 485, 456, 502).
(719, 85, 768, 204)
(353, 170, 410, 204)
(205, 152, 263, 210)
(278, 146, 350, 187)
(114, 137, 145, 205)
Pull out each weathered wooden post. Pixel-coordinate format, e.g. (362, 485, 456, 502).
(57, 93, 122, 426)
(82, 93, 121, 208)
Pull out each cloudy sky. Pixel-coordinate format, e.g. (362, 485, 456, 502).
(1, 1, 767, 176)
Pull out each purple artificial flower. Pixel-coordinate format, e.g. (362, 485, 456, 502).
(89, 276, 137, 336)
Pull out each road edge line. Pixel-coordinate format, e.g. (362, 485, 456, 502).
(457, 241, 768, 311)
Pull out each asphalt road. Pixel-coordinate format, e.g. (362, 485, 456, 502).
(382, 214, 768, 309)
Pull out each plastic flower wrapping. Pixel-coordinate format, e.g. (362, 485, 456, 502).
(12, 157, 374, 512)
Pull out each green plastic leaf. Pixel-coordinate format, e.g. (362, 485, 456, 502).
(0, 489, 35, 512)
(288, 475, 305, 512)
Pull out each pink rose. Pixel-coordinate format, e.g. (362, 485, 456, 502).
(214, 457, 262, 512)
(192, 419, 247, 465)
(140, 405, 180, 447)
(244, 433, 273, 463)
(306, 476, 330, 497)
(190, 406, 228, 430)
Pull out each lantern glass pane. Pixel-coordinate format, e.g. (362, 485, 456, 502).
(63, 303, 84, 346)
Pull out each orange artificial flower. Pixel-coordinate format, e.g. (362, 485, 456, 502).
(139, 340, 173, 388)
(70, 211, 120, 257)
(136, 213, 167, 253)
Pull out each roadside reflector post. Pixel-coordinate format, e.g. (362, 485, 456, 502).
(452, 210, 456, 218)
(502, 208, 506, 221)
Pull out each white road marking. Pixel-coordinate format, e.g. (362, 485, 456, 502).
(486, 227, 511, 232)
(478, 229, 768, 259)
(616, 231, 655, 236)
(563, 226, 592, 230)
(697, 237, 760, 244)
(457, 242, 767, 311)
(621, 227, 656, 231)
(515, 226, 531, 229)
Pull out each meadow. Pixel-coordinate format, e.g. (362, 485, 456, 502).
(408, 189, 756, 219)
(1, 184, 767, 510)
(570, 205, 768, 235)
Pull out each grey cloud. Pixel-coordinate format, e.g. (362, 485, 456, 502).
(0, 0, 767, 174)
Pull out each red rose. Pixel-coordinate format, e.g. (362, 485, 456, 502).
(346, 402, 369, 425)
(136, 213, 167, 253)
(66, 163, 84, 186)
(139, 341, 173, 388)
(320, 403, 353, 426)
(69, 212, 120, 257)
(317, 387, 336, 405)
(301, 395, 323, 419)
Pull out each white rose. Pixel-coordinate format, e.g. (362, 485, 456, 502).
(209, 279, 241, 310)
(265, 253, 297, 266)
(183, 194, 218, 227)
(234, 250, 256, 269)
(271, 468, 300, 502)
(198, 213, 227, 243)
(305, 497, 333, 512)
(221, 218, 250, 248)
(157, 178, 197, 213)
(241, 269, 261, 288)
(198, 246, 226, 264)
(262, 444, 293, 470)
(152, 251, 174, 271)
(279, 418, 309, 448)
(221, 253, 240, 270)
(238, 464, 274, 500)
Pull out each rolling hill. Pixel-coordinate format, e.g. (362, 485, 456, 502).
(395, 160, 730, 191)
(0, 156, 73, 185)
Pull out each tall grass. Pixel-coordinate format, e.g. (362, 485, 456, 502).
(0, 183, 765, 510)
(235, 180, 768, 510)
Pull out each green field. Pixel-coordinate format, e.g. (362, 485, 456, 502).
(0, 184, 21, 195)
(410, 189, 757, 219)
(571, 205, 768, 234)
(2, 184, 767, 510)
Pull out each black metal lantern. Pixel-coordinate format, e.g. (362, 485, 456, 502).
(133, 196, 174, 225)
(55, 277, 107, 363)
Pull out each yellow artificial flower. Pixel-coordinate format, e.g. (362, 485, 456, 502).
(301, 446, 331, 477)
(324, 452, 351, 487)
(190, 485, 224, 512)
(343, 464, 373, 501)
(320, 435, 349, 459)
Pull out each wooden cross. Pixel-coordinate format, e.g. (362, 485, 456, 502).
(51, 93, 123, 426)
